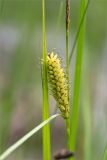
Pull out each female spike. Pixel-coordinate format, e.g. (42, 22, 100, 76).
(47, 52, 69, 119)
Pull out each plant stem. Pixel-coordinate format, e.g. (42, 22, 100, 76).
(42, 0, 51, 160)
(69, 0, 90, 64)
(66, 118, 71, 149)
(66, 0, 70, 75)
(69, 0, 87, 159)
(65, 0, 71, 152)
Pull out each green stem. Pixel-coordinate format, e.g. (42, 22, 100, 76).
(42, 0, 50, 160)
(69, 0, 89, 64)
(66, 118, 71, 149)
(66, 0, 70, 75)
(66, 29, 69, 75)
(69, 0, 87, 159)
(66, 0, 70, 151)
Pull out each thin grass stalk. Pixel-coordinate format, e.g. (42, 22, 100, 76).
(66, 118, 70, 149)
(65, 0, 71, 150)
(0, 0, 5, 153)
(69, 0, 90, 65)
(42, 0, 51, 160)
(66, 0, 70, 75)
(69, 0, 87, 159)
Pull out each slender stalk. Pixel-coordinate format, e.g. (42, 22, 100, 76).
(66, 118, 71, 149)
(66, 0, 70, 75)
(42, 0, 50, 160)
(65, 0, 71, 151)
(69, 0, 90, 64)
(69, 0, 87, 159)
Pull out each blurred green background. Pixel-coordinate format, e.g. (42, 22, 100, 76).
(0, 0, 107, 159)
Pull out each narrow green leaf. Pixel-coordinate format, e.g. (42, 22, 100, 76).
(69, 0, 87, 159)
(69, 0, 90, 64)
(0, 114, 60, 160)
(42, 0, 51, 160)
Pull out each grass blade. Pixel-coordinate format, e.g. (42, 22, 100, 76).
(69, 0, 87, 158)
(42, 0, 51, 160)
(69, 0, 90, 64)
(0, 114, 60, 160)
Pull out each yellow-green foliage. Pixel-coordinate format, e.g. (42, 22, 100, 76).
(47, 52, 69, 119)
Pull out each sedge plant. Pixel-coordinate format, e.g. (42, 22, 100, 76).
(0, 0, 90, 160)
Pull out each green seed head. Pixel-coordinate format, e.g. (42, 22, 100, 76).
(47, 52, 69, 119)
